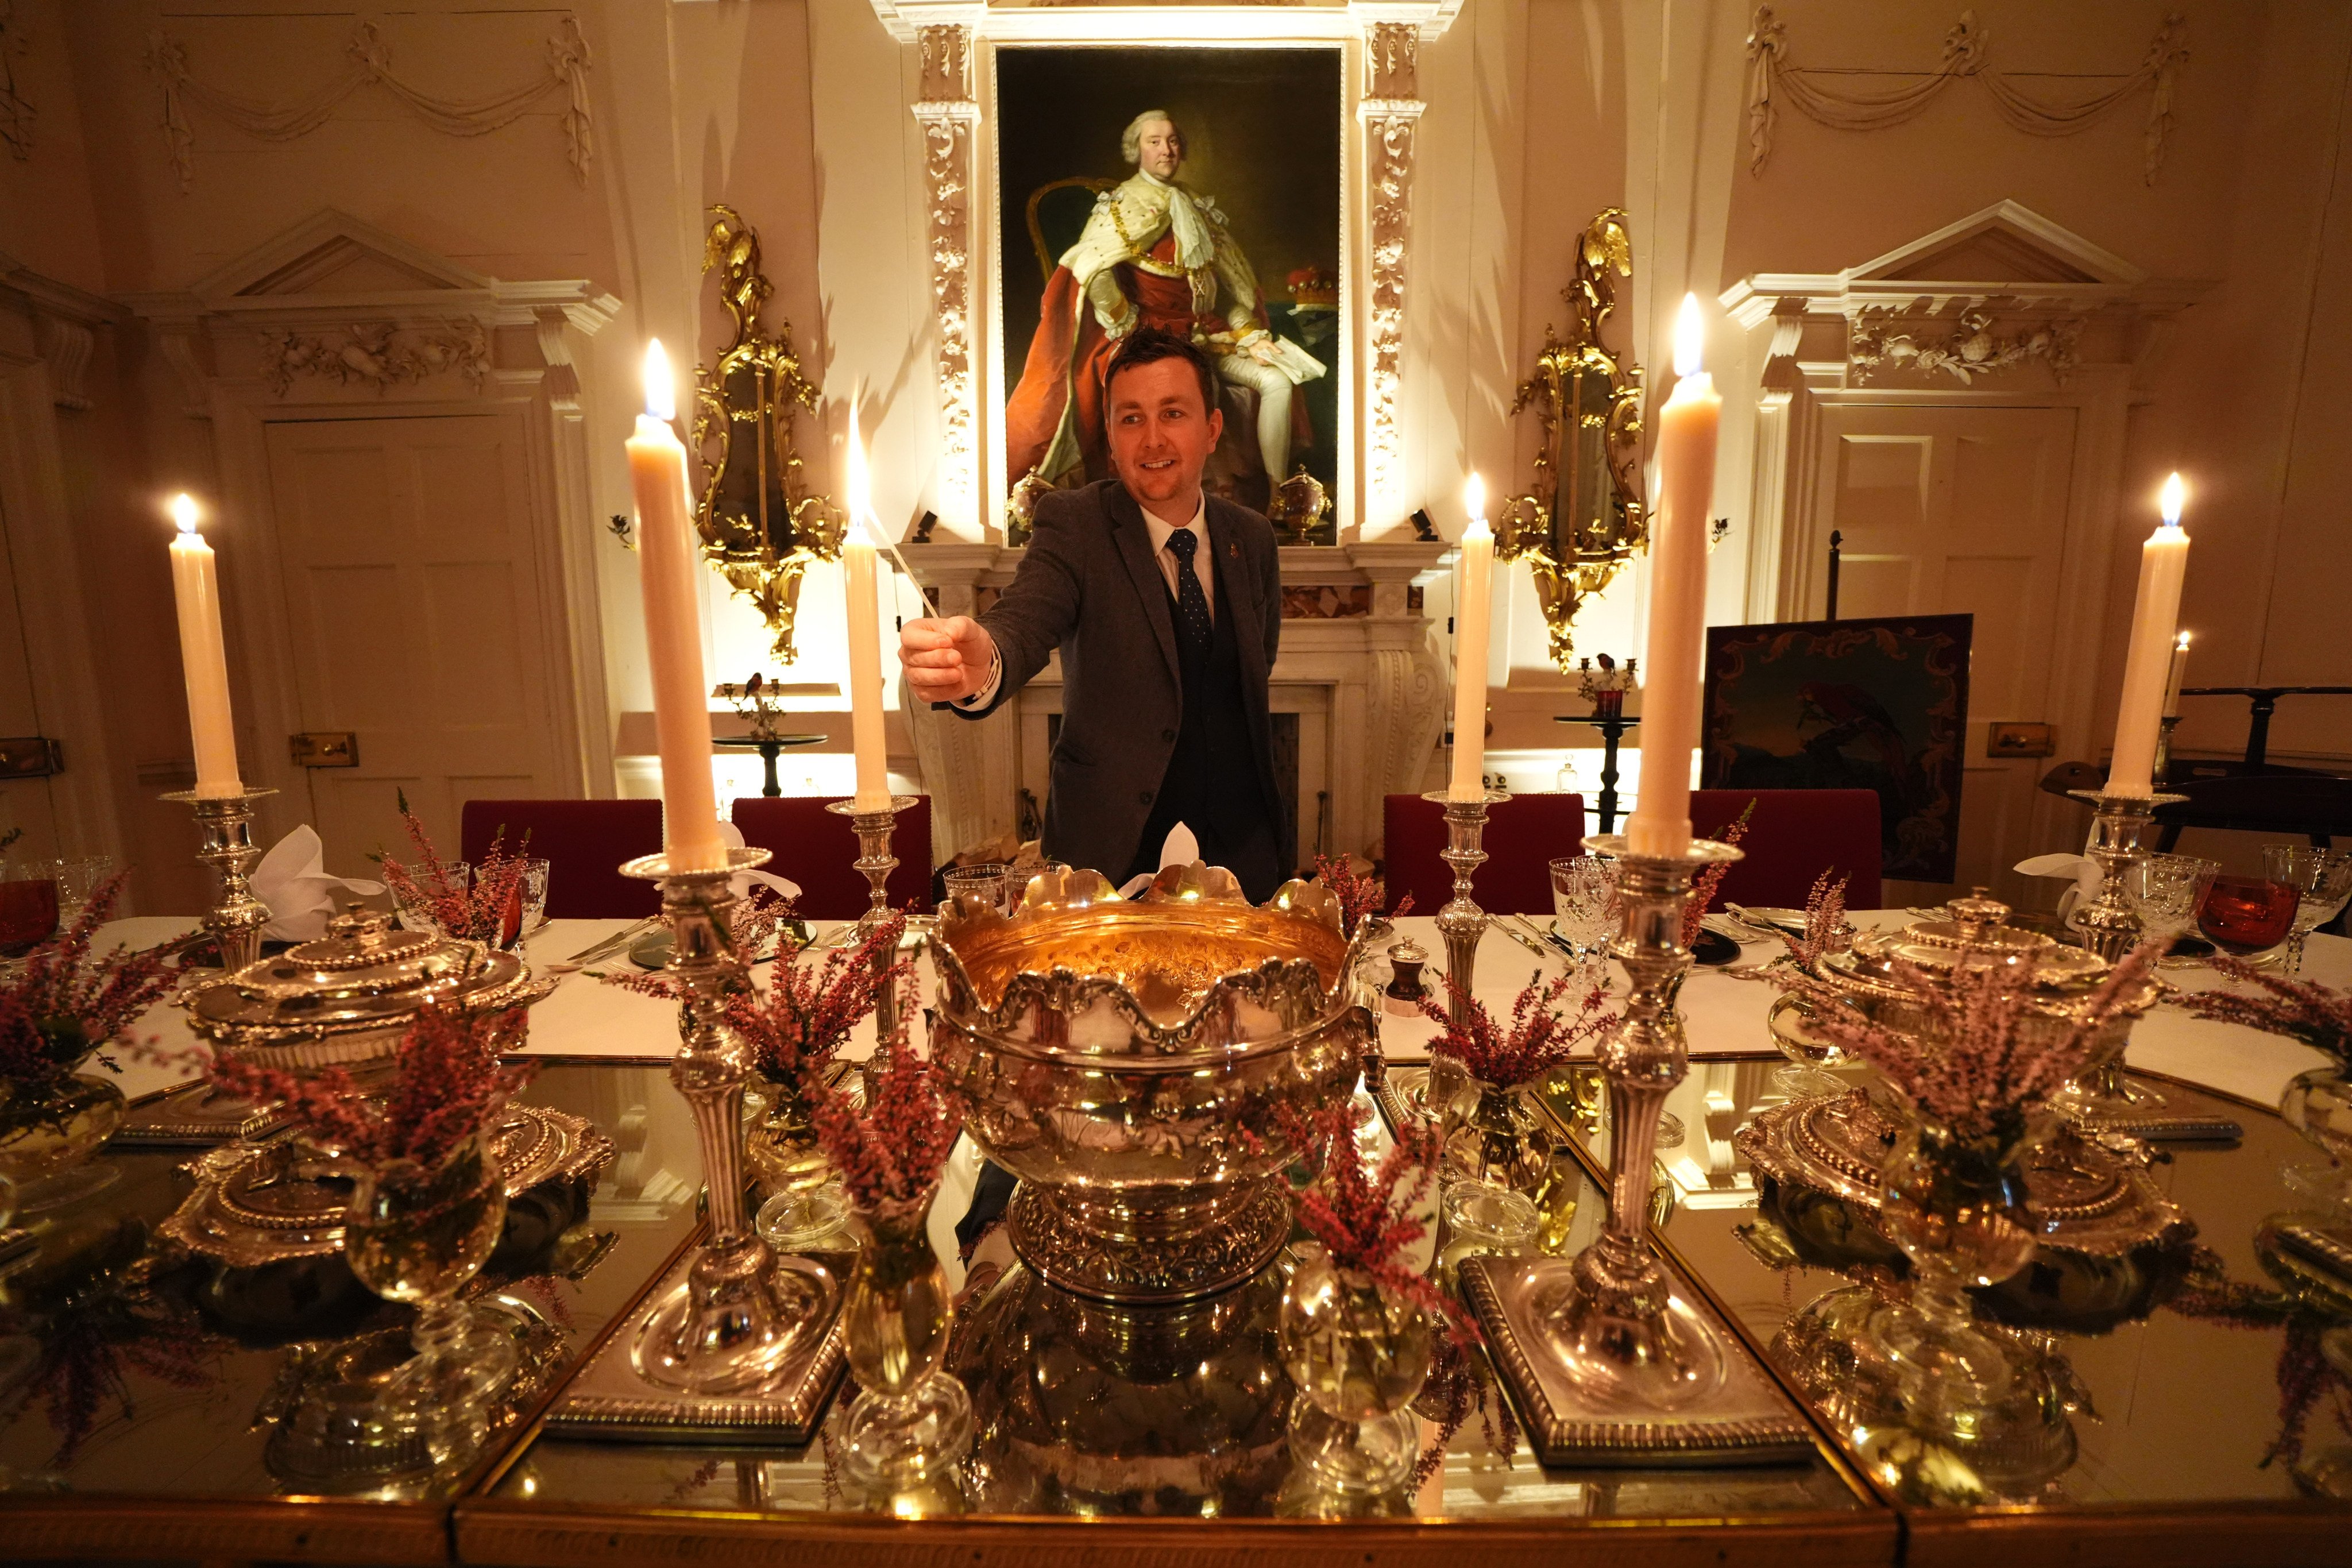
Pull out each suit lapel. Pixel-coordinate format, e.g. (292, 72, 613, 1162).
(1106, 484, 1181, 685)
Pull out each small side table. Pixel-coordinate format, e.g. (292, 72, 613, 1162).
(713, 733, 828, 798)
(1556, 712, 1640, 834)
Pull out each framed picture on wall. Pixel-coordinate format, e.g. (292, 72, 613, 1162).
(1700, 615, 1973, 884)
(996, 45, 1342, 528)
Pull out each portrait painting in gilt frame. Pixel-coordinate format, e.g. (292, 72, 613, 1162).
(997, 45, 1342, 535)
(1701, 615, 1973, 883)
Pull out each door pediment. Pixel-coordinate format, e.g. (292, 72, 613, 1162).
(188, 208, 494, 308)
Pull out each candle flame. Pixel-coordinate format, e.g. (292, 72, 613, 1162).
(168, 493, 199, 534)
(1462, 472, 1485, 523)
(844, 404, 872, 544)
(2177, 630, 2192, 651)
(2159, 472, 2186, 526)
(1673, 293, 1705, 379)
(642, 339, 676, 424)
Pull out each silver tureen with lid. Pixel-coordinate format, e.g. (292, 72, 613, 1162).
(184, 904, 539, 1071)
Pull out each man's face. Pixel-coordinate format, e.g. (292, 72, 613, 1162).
(1106, 358, 1222, 518)
(1136, 118, 1182, 179)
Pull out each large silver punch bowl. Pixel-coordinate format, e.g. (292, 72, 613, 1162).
(928, 865, 1370, 1304)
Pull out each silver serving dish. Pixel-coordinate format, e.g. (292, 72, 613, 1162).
(184, 905, 539, 1071)
(928, 863, 1372, 1304)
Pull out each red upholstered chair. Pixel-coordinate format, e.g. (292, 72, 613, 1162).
(1382, 793, 1588, 916)
(731, 797, 934, 919)
(460, 800, 664, 919)
(1689, 788, 1883, 911)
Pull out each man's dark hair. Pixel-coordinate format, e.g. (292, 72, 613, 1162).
(1103, 326, 1219, 420)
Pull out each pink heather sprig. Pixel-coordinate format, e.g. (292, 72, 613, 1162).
(373, 793, 531, 947)
(1681, 799, 1755, 948)
(2179, 955, 2352, 1070)
(0, 871, 173, 1085)
(1773, 870, 1851, 971)
(1291, 1103, 1476, 1346)
(723, 884, 798, 967)
(1314, 853, 1411, 934)
(806, 1006, 961, 1215)
(203, 1004, 534, 1168)
(724, 914, 910, 1086)
(1769, 940, 2162, 1141)
(1419, 970, 1612, 1089)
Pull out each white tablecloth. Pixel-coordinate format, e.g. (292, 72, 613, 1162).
(92, 912, 2348, 1116)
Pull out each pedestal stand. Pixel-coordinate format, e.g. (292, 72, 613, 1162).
(621, 847, 829, 1394)
(2068, 789, 2186, 962)
(826, 795, 920, 1054)
(1538, 831, 1741, 1409)
(1555, 715, 1639, 835)
(160, 787, 277, 972)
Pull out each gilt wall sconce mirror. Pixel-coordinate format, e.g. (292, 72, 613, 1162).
(1496, 208, 1647, 671)
(693, 204, 843, 663)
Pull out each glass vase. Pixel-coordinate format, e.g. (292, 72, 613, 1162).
(839, 1190, 974, 1492)
(745, 1080, 848, 1250)
(1278, 1243, 1433, 1496)
(1866, 1110, 2046, 1446)
(342, 1131, 516, 1467)
(0, 1071, 126, 1217)
(1445, 1082, 1577, 1253)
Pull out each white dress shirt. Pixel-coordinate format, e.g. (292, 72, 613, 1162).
(955, 496, 1209, 710)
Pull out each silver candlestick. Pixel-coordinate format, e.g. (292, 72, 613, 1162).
(2068, 789, 2187, 961)
(160, 787, 276, 972)
(1420, 789, 1505, 1133)
(826, 794, 919, 1047)
(622, 847, 829, 1393)
(1537, 831, 1740, 1410)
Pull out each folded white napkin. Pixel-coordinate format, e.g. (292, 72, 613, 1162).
(254, 825, 386, 941)
(2015, 852, 2103, 927)
(719, 821, 802, 906)
(1117, 822, 1199, 898)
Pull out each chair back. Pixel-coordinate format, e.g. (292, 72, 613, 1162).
(731, 797, 934, 919)
(1688, 789, 1883, 912)
(1381, 793, 1588, 916)
(459, 800, 664, 919)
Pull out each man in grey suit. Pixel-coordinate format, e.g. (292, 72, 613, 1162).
(899, 328, 1292, 899)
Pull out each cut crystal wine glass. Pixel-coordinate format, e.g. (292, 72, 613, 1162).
(2262, 845, 2352, 977)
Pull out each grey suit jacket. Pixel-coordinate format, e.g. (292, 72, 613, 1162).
(947, 478, 1289, 881)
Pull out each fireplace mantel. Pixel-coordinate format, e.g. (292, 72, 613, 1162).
(898, 539, 1450, 867)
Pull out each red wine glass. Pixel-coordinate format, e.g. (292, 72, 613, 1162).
(0, 874, 60, 959)
(2196, 875, 2300, 957)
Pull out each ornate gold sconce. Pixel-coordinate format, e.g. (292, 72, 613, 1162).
(693, 205, 842, 664)
(1495, 209, 1647, 671)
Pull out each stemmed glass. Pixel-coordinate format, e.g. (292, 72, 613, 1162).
(2197, 875, 2301, 960)
(1548, 855, 1617, 994)
(49, 856, 114, 928)
(2264, 846, 2352, 977)
(2124, 853, 2220, 967)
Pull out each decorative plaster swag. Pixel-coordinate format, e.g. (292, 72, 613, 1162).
(1745, 7, 2188, 185)
(144, 17, 595, 193)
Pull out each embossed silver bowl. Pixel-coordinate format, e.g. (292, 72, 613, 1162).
(928, 864, 1373, 1304)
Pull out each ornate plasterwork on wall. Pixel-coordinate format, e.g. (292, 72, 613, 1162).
(256, 319, 491, 396)
(913, 24, 980, 534)
(1744, 6, 2190, 186)
(1848, 304, 2083, 387)
(1358, 21, 1423, 526)
(0, 1, 33, 161)
(144, 16, 594, 194)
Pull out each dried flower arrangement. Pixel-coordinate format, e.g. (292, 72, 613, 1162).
(1291, 1104, 1474, 1346)
(1419, 971, 1613, 1089)
(722, 884, 798, 966)
(2177, 955, 2352, 1068)
(806, 1013, 961, 1219)
(372, 791, 531, 947)
(1681, 798, 1755, 948)
(0, 872, 173, 1088)
(204, 1004, 534, 1170)
(1770, 870, 1851, 971)
(723, 914, 909, 1087)
(1314, 852, 1411, 936)
(1759, 940, 2162, 1141)
(716, 670, 790, 743)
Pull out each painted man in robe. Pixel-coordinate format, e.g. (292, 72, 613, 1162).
(1005, 109, 1324, 496)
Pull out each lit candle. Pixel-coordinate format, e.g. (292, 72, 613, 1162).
(167, 494, 243, 797)
(2106, 474, 2191, 798)
(1625, 295, 1720, 858)
(2162, 630, 2191, 717)
(626, 339, 727, 871)
(841, 410, 892, 812)
(1447, 474, 1493, 801)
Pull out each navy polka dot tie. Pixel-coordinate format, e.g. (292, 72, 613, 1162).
(1167, 527, 1212, 652)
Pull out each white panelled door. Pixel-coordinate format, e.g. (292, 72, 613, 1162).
(1808, 404, 2077, 907)
(264, 414, 567, 879)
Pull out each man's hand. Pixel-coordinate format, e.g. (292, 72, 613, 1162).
(899, 615, 996, 705)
